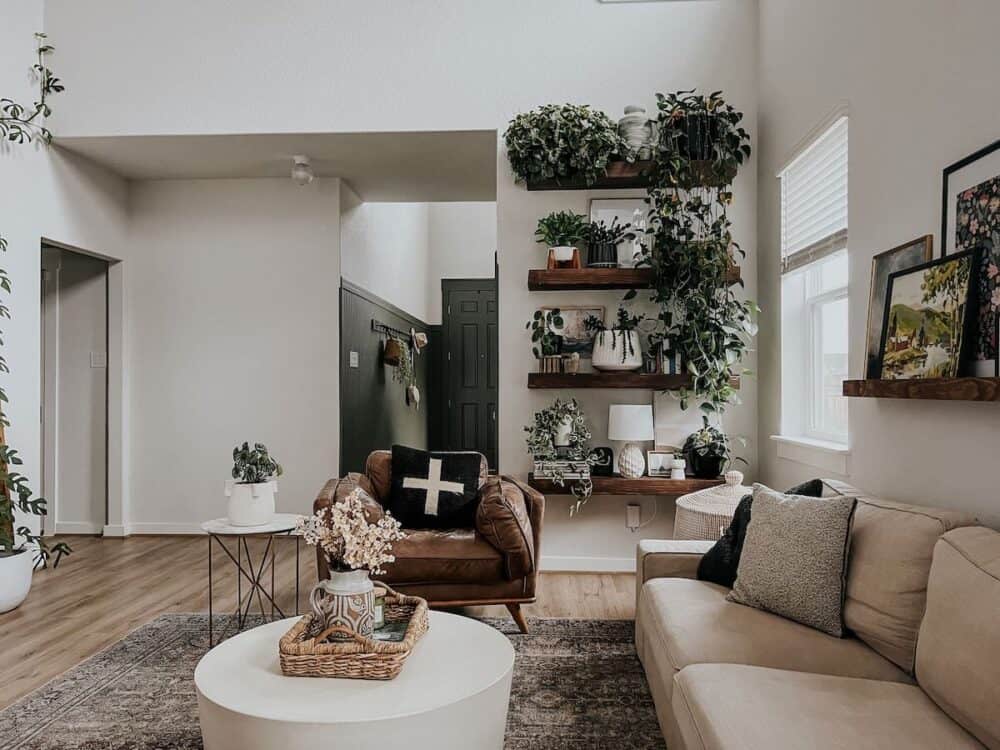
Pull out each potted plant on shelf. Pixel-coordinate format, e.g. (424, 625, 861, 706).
(682, 417, 746, 479)
(585, 217, 632, 268)
(588, 307, 645, 372)
(1, 33, 70, 614)
(651, 90, 751, 189)
(524, 398, 597, 514)
(504, 103, 629, 187)
(298, 488, 405, 640)
(527, 308, 564, 373)
(226, 442, 283, 527)
(535, 211, 587, 268)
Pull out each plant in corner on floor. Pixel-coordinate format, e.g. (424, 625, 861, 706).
(0, 33, 70, 578)
(681, 416, 746, 479)
(504, 103, 630, 186)
(524, 398, 596, 514)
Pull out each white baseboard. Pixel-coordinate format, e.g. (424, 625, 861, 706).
(540, 555, 636, 573)
(124, 522, 206, 535)
(102, 524, 127, 537)
(54, 521, 104, 535)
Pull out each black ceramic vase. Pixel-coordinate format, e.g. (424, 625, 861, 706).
(685, 451, 725, 479)
(587, 242, 617, 268)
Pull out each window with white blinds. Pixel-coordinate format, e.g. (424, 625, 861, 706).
(779, 116, 848, 274)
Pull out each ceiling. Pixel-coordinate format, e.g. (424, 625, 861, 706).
(56, 130, 498, 202)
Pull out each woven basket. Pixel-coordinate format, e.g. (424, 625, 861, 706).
(279, 586, 429, 680)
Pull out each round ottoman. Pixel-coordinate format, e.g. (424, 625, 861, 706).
(673, 471, 750, 540)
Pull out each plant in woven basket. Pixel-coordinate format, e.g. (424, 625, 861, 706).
(504, 103, 629, 186)
(297, 489, 405, 574)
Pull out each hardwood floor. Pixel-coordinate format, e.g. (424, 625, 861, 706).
(0, 535, 636, 709)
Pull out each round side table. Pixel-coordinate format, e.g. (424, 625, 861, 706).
(673, 471, 750, 541)
(195, 611, 515, 749)
(202, 514, 303, 646)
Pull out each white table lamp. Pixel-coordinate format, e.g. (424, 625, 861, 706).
(608, 404, 654, 478)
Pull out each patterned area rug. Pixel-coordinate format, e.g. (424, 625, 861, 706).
(1, 614, 665, 749)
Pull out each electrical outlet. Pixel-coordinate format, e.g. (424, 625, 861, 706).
(349, 351, 359, 368)
(626, 503, 641, 532)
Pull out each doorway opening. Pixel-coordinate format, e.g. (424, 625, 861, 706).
(40, 243, 110, 535)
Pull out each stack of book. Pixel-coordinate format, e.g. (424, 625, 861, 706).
(533, 460, 592, 480)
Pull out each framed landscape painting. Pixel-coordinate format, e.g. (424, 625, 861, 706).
(544, 305, 604, 357)
(878, 249, 977, 380)
(865, 235, 933, 378)
(941, 139, 1000, 375)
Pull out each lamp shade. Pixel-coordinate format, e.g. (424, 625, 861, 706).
(608, 404, 654, 442)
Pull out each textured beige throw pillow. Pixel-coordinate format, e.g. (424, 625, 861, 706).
(727, 483, 857, 637)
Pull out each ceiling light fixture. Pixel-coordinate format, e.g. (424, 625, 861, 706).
(291, 155, 314, 186)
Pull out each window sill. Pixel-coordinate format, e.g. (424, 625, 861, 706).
(769, 434, 850, 474)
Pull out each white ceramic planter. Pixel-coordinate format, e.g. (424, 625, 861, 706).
(553, 417, 573, 447)
(310, 568, 376, 641)
(0, 550, 34, 613)
(225, 480, 277, 527)
(592, 330, 643, 371)
(550, 246, 576, 262)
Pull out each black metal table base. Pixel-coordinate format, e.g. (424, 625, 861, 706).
(207, 532, 300, 646)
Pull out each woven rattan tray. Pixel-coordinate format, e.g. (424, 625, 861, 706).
(278, 587, 429, 680)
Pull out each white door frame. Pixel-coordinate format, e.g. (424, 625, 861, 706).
(40, 238, 127, 537)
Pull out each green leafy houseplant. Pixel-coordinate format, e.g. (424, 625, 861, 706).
(650, 89, 751, 190)
(0, 34, 69, 569)
(527, 308, 564, 358)
(584, 217, 632, 247)
(682, 416, 746, 479)
(535, 211, 587, 248)
(504, 104, 629, 186)
(524, 398, 596, 513)
(389, 337, 414, 387)
(232, 442, 283, 484)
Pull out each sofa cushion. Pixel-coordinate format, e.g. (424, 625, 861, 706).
(378, 528, 505, 585)
(387, 445, 483, 529)
(638, 578, 909, 705)
(366, 449, 488, 502)
(728, 484, 857, 636)
(672, 664, 983, 750)
(475, 476, 535, 580)
(824, 479, 978, 672)
(916, 527, 1000, 750)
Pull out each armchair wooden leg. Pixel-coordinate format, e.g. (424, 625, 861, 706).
(506, 603, 529, 634)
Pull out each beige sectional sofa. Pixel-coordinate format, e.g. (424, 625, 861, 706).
(635, 489, 1000, 750)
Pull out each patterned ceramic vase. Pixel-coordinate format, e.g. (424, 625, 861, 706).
(310, 568, 376, 641)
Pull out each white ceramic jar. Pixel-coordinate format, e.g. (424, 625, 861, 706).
(592, 330, 643, 371)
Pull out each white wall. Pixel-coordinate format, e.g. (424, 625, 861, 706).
(426, 202, 496, 324)
(1, 3, 130, 541)
(125, 179, 341, 531)
(757, 0, 1000, 526)
(41, 248, 108, 534)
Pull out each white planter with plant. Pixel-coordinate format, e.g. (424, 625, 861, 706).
(298, 489, 405, 640)
(535, 211, 586, 266)
(587, 307, 645, 372)
(0, 34, 71, 614)
(226, 442, 282, 527)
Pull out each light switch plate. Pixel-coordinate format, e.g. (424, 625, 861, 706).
(349, 351, 359, 368)
(90, 351, 108, 368)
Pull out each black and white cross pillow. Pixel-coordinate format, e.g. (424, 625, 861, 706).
(387, 445, 482, 529)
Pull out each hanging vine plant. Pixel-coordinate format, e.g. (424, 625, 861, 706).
(524, 398, 597, 514)
(0, 34, 70, 566)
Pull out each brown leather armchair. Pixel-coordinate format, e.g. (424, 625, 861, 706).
(314, 450, 544, 633)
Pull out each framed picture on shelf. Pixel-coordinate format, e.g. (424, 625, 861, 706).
(646, 450, 673, 477)
(543, 305, 605, 357)
(941, 139, 1000, 376)
(864, 236, 934, 378)
(877, 249, 978, 380)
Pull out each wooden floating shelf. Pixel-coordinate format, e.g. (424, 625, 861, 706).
(528, 372, 740, 390)
(527, 265, 741, 291)
(843, 377, 1000, 402)
(526, 160, 653, 191)
(528, 473, 724, 496)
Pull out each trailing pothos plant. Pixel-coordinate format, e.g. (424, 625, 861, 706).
(0, 34, 70, 566)
(524, 398, 596, 514)
(504, 104, 629, 186)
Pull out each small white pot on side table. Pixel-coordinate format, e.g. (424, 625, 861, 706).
(195, 611, 515, 750)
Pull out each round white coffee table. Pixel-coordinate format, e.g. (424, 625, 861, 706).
(195, 611, 515, 750)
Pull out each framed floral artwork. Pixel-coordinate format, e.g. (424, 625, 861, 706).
(941, 139, 1000, 376)
(864, 236, 934, 378)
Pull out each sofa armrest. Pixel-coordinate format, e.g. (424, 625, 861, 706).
(313, 473, 384, 520)
(636, 539, 714, 604)
(477, 476, 537, 580)
(498, 476, 544, 594)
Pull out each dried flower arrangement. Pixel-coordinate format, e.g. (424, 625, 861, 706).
(297, 489, 405, 574)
